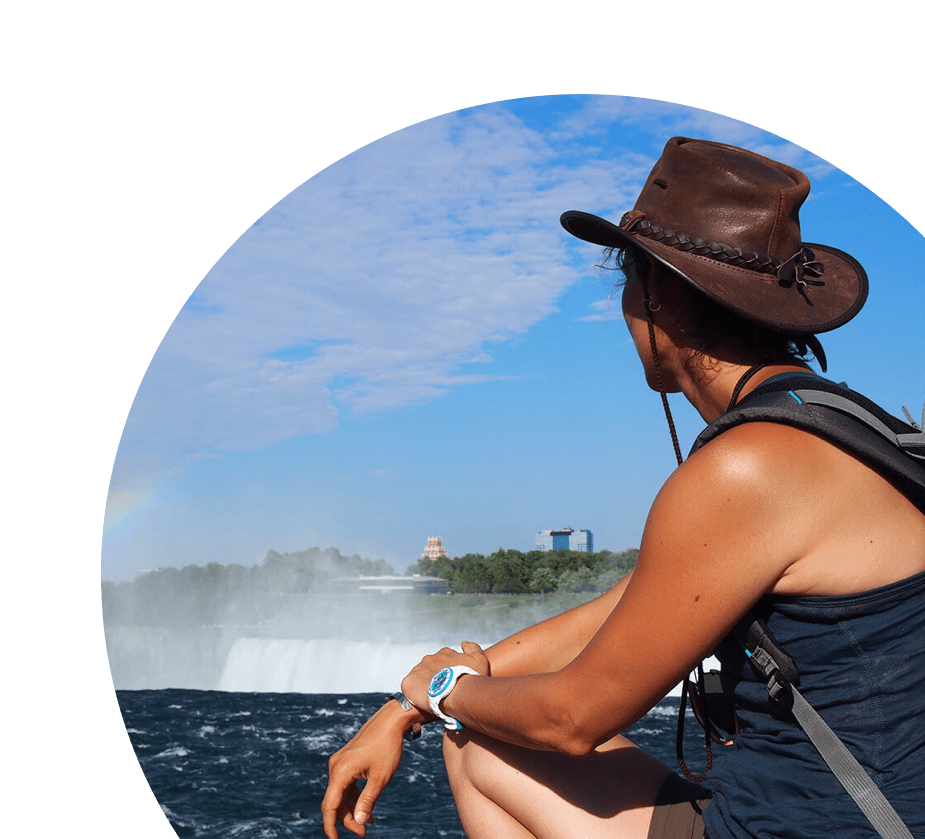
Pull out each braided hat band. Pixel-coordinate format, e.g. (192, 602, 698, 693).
(622, 212, 825, 292)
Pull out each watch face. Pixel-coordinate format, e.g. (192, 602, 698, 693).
(428, 667, 453, 698)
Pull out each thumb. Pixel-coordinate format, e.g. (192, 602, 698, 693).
(460, 640, 488, 673)
(353, 776, 386, 827)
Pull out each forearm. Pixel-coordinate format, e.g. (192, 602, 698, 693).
(323, 691, 436, 837)
(441, 669, 599, 756)
(417, 576, 634, 754)
(382, 692, 433, 735)
(400, 574, 634, 749)
(484, 571, 632, 677)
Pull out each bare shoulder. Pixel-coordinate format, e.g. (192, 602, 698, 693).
(643, 422, 816, 588)
(679, 420, 838, 494)
(677, 417, 919, 517)
(660, 420, 925, 595)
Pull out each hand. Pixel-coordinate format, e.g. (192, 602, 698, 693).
(401, 641, 490, 712)
(321, 700, 416, 838)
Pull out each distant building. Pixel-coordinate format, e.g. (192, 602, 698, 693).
(571, 528, 593, 552)
(535, 526, 593, 553)
(421, 536, 448, 561)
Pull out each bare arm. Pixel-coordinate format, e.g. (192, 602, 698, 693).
(405, 425, 818, 754)
(322, 697, 431, 838)
(483, 570, 634, 676)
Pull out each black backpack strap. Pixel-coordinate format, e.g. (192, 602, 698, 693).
(784, 385, 925, 463)
(740, 616, 915, 839)
(691, 376, 925, 513)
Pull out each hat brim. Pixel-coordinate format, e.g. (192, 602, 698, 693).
(560, 210, 868, 335)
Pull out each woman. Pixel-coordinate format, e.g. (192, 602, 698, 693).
(322, 138, 925, 839)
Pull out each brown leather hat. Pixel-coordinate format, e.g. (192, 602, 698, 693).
(560, 137, 868, 334)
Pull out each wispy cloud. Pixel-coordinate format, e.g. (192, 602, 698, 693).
(558, 96, 836, 178)
(109, 96, 841, 496)
(580, 297, 623, 323)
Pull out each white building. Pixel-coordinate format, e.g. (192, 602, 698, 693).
(535, 526, 593, 552)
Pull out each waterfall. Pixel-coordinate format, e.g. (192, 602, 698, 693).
(216, 637, 720, 696)
(217, 638, 457, 693)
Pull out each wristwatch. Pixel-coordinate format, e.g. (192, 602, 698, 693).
(388, 691, 421, 741)
(427, 666, 479, 730)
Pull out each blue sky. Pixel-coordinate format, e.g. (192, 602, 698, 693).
(101, 95, 925, 582)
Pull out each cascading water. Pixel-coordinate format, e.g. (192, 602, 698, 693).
(217, 637, 720, 694)
(217, 638, 469, 693)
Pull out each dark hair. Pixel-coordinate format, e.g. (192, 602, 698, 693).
(604, 245, 821, 370)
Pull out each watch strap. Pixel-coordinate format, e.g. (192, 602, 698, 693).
(427, 666, 479, 730)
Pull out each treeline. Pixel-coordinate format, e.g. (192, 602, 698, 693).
(407, 548, 638, 595)
(102, 546, 641, 629)
(102, 547, 395, 627)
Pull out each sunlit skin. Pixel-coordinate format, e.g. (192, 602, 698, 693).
(321, 259, 925, 839)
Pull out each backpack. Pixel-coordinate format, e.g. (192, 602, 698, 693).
(684, 374, 925, 839)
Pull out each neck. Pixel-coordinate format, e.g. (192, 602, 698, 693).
(677, 359, 814, 424)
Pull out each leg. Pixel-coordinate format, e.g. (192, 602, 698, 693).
(443, 729, 683, 839)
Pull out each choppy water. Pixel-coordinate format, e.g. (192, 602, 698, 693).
(117, 690, 727, 838)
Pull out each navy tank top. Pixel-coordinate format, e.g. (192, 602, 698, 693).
(703, 569, 925, 839)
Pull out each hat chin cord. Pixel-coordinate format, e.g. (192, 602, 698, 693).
(643, 280, 718, 781)
(643, 286, 684, 468)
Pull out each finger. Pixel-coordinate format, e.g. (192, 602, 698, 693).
(341, 811, 369, 837)
(322, 778, 353, 839)
(322, 779, 366, 839)
(353, 773, 388, 828)
(421, 647, 454, 666)
(320, 789, 342, 839)
(330, 799, 373, 837)
(460, 641, 489, 673)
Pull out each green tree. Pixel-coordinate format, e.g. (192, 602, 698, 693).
(454, 554, 493, 593)
(529, 566, 558, 594)
(558, 565, 597, 593)
(490, 549, 530, 594)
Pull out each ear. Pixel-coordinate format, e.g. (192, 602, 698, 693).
(638, 255, 656, 310)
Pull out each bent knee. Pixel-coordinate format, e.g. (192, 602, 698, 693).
(442, 728, 494, 790)
(442, 729, 471, 772)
